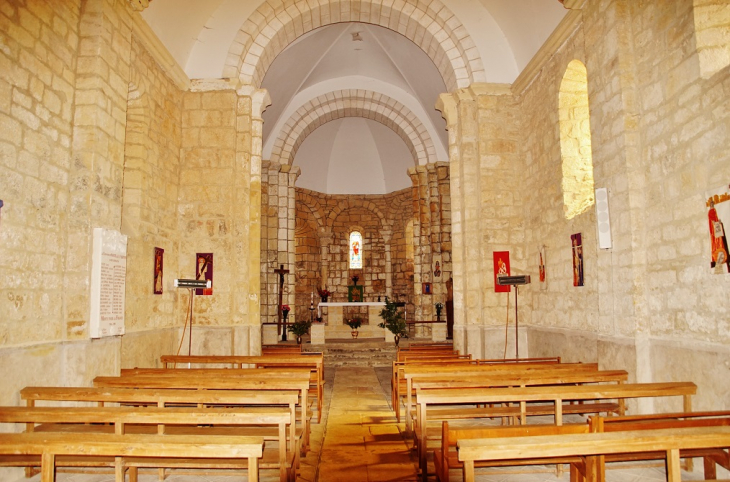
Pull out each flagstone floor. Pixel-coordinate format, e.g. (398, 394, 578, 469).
(23, 365, 726, 482)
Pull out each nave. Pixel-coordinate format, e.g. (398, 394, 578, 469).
(25, 363, 719, 482)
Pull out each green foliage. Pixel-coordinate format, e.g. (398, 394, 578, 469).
(378, 297, 407, 337)
(345, 318, 362, 330)
(287, 319, 312, 337)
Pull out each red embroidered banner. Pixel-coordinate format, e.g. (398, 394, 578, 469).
(493, 251, 511, 293)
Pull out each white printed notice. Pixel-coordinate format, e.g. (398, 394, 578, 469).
(90, 228, 127, 338)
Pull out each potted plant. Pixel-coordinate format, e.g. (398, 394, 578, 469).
(345, 318, 362, 338)
(378, 297, 407, 346)
(287, 319, 312, 345)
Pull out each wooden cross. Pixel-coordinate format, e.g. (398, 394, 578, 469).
(274, 264, 290, 339)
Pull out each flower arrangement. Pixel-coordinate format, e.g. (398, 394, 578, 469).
(281, 304, 291, 312)
(435, 302, 444, 310)
(351, 275, 359, 285)
(345, 318, 362, 330)
(287, 319, 312, 337)
(317, 288, 331, 297)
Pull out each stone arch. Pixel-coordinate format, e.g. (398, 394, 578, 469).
(270, 90, 437, 166)
(223, 0, 485, 91)
(328, 198, 388, 231)
(559, 59, 594, 220)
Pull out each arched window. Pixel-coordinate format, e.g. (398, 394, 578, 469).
(693, 0, 730, 79)
(349, 231, 363, 269)
(559, 59, 595, 220)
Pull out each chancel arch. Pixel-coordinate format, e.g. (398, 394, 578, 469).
(222, 0, 486, 91)
(269, 90, 437, 167)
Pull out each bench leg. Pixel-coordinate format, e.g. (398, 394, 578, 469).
(666, 448, 682, 482)
(40, 452, 55, 482)
(249, 455, 259, 482)
(129, 467, 139, 482)
(462, 460, 475, 482)
(570, 461, 586, 482)
(704, 455, 718, 479)
(114, 456, 125, 482)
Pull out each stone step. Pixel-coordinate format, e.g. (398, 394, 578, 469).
(306, 338, 398, 368)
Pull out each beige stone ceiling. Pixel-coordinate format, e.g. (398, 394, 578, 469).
(141, 0, 568, 194)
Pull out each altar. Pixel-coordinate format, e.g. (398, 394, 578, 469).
(313, 301, 387, 342)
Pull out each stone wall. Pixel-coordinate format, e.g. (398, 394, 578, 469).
(294, 188, 414, 326)
(517, 0, 730, 410)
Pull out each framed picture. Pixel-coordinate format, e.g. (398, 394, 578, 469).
(571, 233, 584, 287)
(153, 247, 163, 294)
(422, 282, 432, 295)
(348, 285, 363, 302)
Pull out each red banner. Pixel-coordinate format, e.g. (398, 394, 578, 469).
(493, 251, 511, 292)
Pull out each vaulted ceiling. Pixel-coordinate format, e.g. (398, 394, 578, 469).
(141, 0, 568, 194)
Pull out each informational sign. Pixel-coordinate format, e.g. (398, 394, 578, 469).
(90, 228, 127, 338)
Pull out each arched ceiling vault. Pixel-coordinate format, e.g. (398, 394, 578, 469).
(271, 90, 436, 167)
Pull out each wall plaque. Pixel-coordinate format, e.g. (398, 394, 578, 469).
(90, 228, 127, 338)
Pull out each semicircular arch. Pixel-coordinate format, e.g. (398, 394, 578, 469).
(223, 0, 485, 91)
(271, 90, 436, 166)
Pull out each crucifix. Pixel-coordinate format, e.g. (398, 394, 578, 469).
(274, 264, 290, 341)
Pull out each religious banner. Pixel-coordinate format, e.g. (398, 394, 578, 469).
(705, 184, 730, 274)
(538, 245, 547, 290)
(153, 247, 163, 295)
(493, 251, 511, 292)
(348, 285, 363, 302)
(195, 253, 213, 295)
(571, 233, 584, 287)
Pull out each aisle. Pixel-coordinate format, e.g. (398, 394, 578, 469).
(317, 366, 418, 481)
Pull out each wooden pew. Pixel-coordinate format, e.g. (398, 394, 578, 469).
(0, 405, 291, 481)
(0, 432, 263, 482)
(457, 425, 730, 482)
(590, 411, 730, 480)
(436, 421, 590, 482)
(414, 381, 697, 481)
(159, 354, 325, 423)
(93, 373, 313, 452)
(402, 362, 599, 431)
(20, 386, 302, 476)
(263, 345, 303, 354)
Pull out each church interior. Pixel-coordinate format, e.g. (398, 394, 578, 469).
(1, 0, 729, 480)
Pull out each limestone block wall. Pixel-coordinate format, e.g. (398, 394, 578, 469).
(293, 188, 414, 325)
(408, 163, 452, 335)
(437, 85, 524, 357)
(518, 0, 729, 410)
(122, 37, 182, 334)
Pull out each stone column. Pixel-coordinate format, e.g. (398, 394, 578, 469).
(437, 84, 521, 357)
(237, 86, 270, 354)
(68, 0, 133, 340)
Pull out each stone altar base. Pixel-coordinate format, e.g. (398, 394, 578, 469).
(324, 323, 387, 340)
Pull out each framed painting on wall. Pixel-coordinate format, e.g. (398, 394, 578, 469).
(195, 253, 213, 295)
(422, 282, 432, 295)
(706, 184, 730, 274)
(153, 247, 163, 294)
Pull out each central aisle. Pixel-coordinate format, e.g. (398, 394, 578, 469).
(316, 366, 418, 481)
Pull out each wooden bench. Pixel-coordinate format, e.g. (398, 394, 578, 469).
(93, 373, 313, 452)
(457, 425, 730, 482)
(414, 381, 697, 481)
(159, 354, 325, 422)
(590, 411, 730, 480)
(20, 386, 302, 479)
(409, 368, 627, 423)
(438, 411, 730, 481)
(0, 405, 292, 481)
(436, 421, 590, 482)
(0, 431, 263, 482)
(401, 362, 600, 430)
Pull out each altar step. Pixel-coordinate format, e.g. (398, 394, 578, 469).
(307, 339, 397, 368)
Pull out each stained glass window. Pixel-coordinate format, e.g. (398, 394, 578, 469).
(349, 231, 362, 269)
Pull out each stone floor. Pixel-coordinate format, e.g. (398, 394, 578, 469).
(23, 365, 727, 482)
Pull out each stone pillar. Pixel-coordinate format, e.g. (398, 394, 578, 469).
(237, 86, 270, 354)
(260, 161, 299, 332)
(68, 0, 133, 340)
(437, 84, 521, 357)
